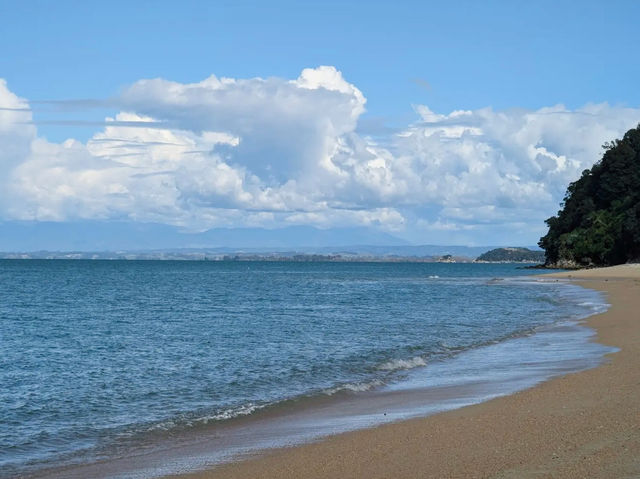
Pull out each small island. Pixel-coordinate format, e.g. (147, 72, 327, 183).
(475, 247, 545, 263)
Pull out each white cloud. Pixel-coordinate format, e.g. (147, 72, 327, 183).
(0, 68, 639, 243)
(0, 80, 36, 214)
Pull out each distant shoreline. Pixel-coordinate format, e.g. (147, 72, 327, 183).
(0, 245, 547, 264)
(0, 252, 543, 264)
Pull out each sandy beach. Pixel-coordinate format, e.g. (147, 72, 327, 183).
(173, 265, 640, 479)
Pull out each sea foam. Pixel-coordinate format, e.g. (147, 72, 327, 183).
(377, 356, 427, 371)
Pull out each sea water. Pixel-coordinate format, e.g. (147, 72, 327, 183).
(0, 260, 612, 478)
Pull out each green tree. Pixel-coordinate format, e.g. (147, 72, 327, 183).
(539, 124, 640, 266)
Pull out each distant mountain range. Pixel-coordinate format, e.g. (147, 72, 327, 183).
(0, 221, 407, 251)
(0, 221, 541, 259)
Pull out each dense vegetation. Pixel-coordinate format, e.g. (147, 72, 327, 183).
(476, 247, 545, 263)
(539, 124, 640, 267)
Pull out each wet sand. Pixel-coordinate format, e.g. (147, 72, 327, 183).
(173, 264, 640, 479)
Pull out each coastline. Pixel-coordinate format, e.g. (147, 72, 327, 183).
(171, 264, 640, 479)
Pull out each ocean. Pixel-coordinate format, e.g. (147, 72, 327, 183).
(0, 260, 613, 478)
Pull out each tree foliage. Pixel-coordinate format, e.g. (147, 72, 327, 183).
(539, 124, 640, 266)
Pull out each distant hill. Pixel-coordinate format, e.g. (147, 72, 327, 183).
(0, 222, 409, 251)
(539, 124, 640, 267)
(0, 221, 516, 259)
(476, 247, 545, 263)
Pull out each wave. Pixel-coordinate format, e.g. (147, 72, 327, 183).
(323, 379, 384, 395)
(377, 356, 427, 371)
(142, 402, 269, 434)
(127, 284, 610, 440)
(198, 403, 266, 423)
(577, 301, 609, 314)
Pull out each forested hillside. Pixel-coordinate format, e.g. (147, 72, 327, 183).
(539, 125, 640, 267)
(476, 247, 545, 263)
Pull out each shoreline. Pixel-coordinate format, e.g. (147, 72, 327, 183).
(170, 264, 640, 479)
(18, 265, 636, 479)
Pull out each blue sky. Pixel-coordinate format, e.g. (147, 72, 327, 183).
(4, 0, 639, 140)
(1, 0, 639, 248)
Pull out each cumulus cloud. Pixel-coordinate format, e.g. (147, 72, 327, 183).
(1, 68, 639, 243)
(0, 80, 35, 181)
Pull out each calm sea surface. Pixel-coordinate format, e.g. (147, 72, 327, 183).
(0, 261, 609, 477)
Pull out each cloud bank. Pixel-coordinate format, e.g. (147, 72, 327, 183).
(1, 68, 639, 244)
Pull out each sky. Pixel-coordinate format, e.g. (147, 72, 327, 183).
(1, 0, 640, 248)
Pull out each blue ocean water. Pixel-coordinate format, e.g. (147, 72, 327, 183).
(0, 261, 609, 477)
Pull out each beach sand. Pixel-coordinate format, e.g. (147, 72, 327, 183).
(173, 264, 640, 479)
